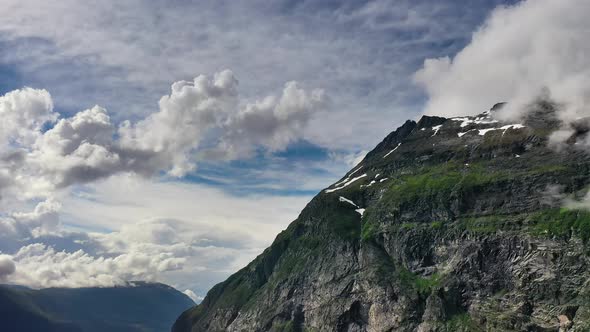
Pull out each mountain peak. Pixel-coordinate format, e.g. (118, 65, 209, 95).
(174, 107, 590, 332)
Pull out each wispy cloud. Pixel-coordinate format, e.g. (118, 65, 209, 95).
(0, 0, 508, 150)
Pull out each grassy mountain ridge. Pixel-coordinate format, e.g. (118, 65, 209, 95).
(174, 104, 590, 331)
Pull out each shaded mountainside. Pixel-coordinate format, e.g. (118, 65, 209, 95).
(173, 104, 590, 332)
(0, 282, 194, 332)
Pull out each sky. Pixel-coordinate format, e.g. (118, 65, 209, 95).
(2, 0, 587, 301)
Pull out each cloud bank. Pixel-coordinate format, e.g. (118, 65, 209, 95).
(0, 173, 309, 296)
(0, 70, 327, 199)
(414, 0, 590, 122)
(0, 198, 268, 292)
(0, 0, 510, 152)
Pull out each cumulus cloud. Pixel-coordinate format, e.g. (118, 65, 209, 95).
(6, 242, 185, 288)
(118, 70, 240, 176)
(0, 255, 16, 280)
(209, 81, 328, 160)
(0, 70, 327, 199)
(0, 197, 281, 292)
(0, 198, 62, 250)
(0, 87, 56, 147)
(182, 289, 201, 302)
(414, 0, 590, 123)
(0, 216, 240, 289)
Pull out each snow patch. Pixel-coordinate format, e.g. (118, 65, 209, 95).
(379, 178, 389, 183)
(457, 129, 475, 137)
(325, 174, 367, 193)
(459, 124, 525, 138)
(333, 166, 363, 188)
(383, 143, 401, 158)
(339, 196, 358, 207)
(431, 124, 442, 137)
(361, 180, 377, 188)
(477, 128, 497, 136)
(500, 124, 525, 135)
(452, 115, 498, 128)
(339, 196, 365, 216)
(477, 124, 525, 136)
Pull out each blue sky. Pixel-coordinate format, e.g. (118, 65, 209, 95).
(0, 0, 517, 194)
(0, 0, 528, 299)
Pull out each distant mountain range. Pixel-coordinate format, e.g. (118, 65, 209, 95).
(0, 281, 194, 332)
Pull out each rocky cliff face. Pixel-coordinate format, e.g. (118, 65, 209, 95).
(173, 104, 590, 332)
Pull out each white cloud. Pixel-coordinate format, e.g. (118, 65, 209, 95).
(0, 255, 16, 280)
(0, 173, 309, 293)
(182, 289, 201, 302)
(0, 198, 61, 247)
(60, 174, 309, 245)
(0, 87, 55, 147)
(0, 0, 501, 151)
(414, 0, 590, 122)
(0, 73, 324, 293)
(118, 70, 239, 176)
(7, 242, 185, 289)
(0, 71, 327, 200)
(210, 81, 328, 160)
(12, 198, 61, 237)
(0, 71, 324, 293)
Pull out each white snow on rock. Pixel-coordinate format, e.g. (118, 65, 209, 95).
(431, 124, 443, 137)
(477, 127, 498, 136)
(459, 124, 525, 138)
(332, 166, 363, 188)
(452, 115, 498, 127)
(477, 124, 525, 136)
(339, 196, 358, 207)
(500, 124, 525, 135)
(348, 166, 363, 177)
(379, 178, 389, 182)
(457, 129, 475, 137)
(383, 143, 401, 158)
(338, 196, 365, 216)
(325, 174, 367, 193)
(361, 180, 376, 188)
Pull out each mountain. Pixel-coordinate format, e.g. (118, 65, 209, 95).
(0, 282, 194, 332)
(173, 102, 590, 332)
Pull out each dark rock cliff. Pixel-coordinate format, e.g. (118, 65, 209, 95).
(173, 105, 590, 332)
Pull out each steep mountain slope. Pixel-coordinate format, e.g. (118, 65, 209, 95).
(173, 103, 590, 332)
(0, 282, 194, 332)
